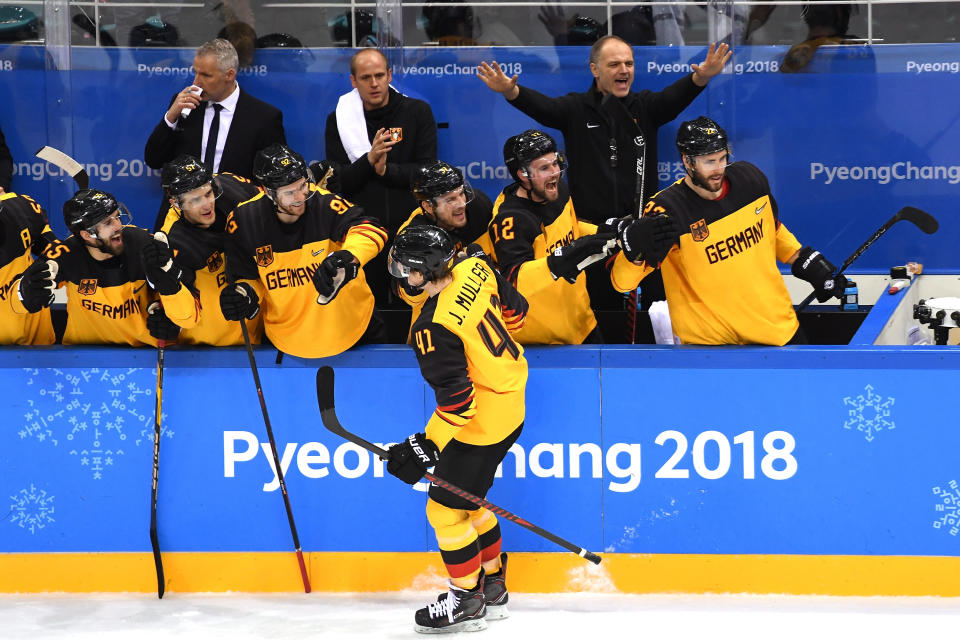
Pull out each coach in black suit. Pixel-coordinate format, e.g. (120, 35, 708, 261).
(144, 38, 285, 229)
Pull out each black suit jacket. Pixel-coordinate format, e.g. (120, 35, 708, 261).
(144, 87, 286, 179)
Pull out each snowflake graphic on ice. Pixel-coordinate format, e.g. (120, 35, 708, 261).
(19, 367, 172, 480)
(842, 384, 895, 442)
(932, 479, 959, 537)
(8, 484, 55, 534)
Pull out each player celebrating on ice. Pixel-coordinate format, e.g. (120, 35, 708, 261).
(610, 116, 846, 345)
(384, 225, 528, 633)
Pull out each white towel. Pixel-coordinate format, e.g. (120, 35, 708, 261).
(335, 88, 371, 163)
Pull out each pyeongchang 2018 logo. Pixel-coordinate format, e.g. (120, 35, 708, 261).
(810, 161, 960, 185)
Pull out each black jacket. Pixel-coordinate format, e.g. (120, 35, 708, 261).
(144, 87, 286, 179)
(508, 74, 704, 224)
(324, 88, 437, 233)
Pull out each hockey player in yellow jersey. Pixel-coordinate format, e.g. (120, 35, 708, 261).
(610, 116, 847, 345)
(11, 189, 199, 346)
(157, 154, 263, 345)
(488, 130, 617, 345)
(220, 144, 388, 358)
(0, 191, 57, 344)
(384, 225, 528, 633)
(396, 161, 495, 332)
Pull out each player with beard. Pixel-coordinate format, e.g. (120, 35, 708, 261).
(220, 143, 388, 358)
(395, 161, 494, 332)
(610, 116, 846, 345)
(157, 155, 263, 345)
(11, 189, 198, 345)
(488, 130, 617, 345)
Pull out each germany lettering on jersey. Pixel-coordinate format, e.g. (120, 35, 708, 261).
(225, 185, 387, 358)
(611, 161, 802, 345)
(14, 226, 198, 346)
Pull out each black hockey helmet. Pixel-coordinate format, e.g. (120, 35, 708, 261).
(388, 224, 457, 283)
(162, 154, 219, 198)
(253, 143, 310, 190)
(503, 129, 563, 179)
(63, 189, 119, 234)
(411, 161, 470, 203)
(676, 116, 729, 158)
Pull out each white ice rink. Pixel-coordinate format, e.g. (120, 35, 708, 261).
(2, 591, 958, 640)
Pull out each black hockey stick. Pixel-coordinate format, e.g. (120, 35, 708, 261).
(239, 320, 312, 592)
(315, 365, 602, 565)
(797, 206, 939, 311)
(35, 146, 89, 190)
(150, 339, 167, 599)
(601, 94, 646, 343)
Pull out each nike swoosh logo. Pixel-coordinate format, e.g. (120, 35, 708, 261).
(755, 203, 766, 215)
(133, 283, 146, 294)
(586, 123, 600, 129)
(311, 248, 325, 257)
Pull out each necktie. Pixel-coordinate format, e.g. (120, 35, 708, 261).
(203, 103, 223, 171)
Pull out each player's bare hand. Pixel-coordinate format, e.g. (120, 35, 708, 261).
(692, 42, 732, 86)
(477, 61, 519, 100)
(165, 85, 202, 122)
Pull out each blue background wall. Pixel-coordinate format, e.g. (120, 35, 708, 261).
(3, 345, 959, 557)
(0, 44, 955, 271)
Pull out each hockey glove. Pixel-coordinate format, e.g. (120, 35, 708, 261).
(385, 432, 440, 485)
(313, 250, 359, 305)
(618, 215, 680, 264)
(219, 282, 260, 320)
(597, 215, 632, 237)
(146, 301, 180, 342)
(546, 233, 618, 284)
(141, 232, 184, 296)
(460, 242, 496, 270)
(17, 260, 59, 313)
(791, 246, 848, 303)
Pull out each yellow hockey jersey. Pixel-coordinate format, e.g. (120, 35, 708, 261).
(611, 161, 802, 345)
(160, 172, 263, 345)
(412, 256, 529, 447)
(488, 181, 598, 345)
(395, 190, 495, 332)
(0, 192, 56, 344)
(225, 185, 387, 358)
(11, 226, 199, 346)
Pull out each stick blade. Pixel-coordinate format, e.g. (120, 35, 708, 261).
(316, 366, 336, 412)
(896, 206, 939, 234)
(35, 146, 89, 190)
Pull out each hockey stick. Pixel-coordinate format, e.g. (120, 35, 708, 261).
(239, 320, 312, 592)
(796, 206, 939, 311)
(35, 146, 89, 190)
(150, 339, 166, 599)
(315, 366, 602, 565)
(601, 94, 646, 343)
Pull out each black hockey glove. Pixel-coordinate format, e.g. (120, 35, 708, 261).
(546, 233, 618, 284)
(385, 432, 440, 485)
(791, 246, 848, 303)
(313, 250, 359, 305)
(146, 301, 180, 342)
(460, 242, 496, 270)
(219, 282, 260, 320)
(617, 215, 680, 264)
(141, 232, 184, 296)
(17, 260, 58, 313)
(596, 215, 632, 237)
